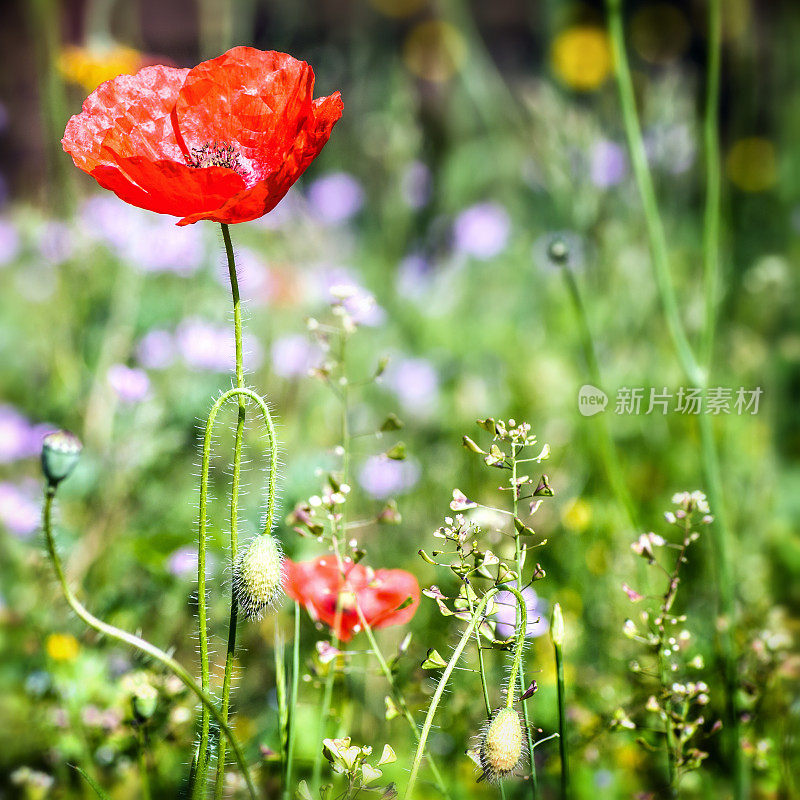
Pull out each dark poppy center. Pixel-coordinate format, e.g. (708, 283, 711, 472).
(186, 141, 245, 176)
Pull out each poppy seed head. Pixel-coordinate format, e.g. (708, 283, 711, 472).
(234, 534, 283, 620)
(479, 707, 525, 782)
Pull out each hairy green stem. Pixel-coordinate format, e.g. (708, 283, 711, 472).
(404, 590, 497, 799)
(284, 603, 301, 800)
(353, 603, 451, 799)
(511, 452, 538, 798)
(193, 386, 278, 798)
(214, 222, 247, 799)
(606, 2, 742, 794)
(41, 488, 257, 800)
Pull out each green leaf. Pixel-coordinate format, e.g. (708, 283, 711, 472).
(72, 767, 111, 800)
(296, 780, 314, 800)
(422, 648, 447, 669)
(380, 413, 404, 431)
(385, 442, 407, 460)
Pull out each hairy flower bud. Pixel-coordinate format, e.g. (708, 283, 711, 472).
(41, 430, 82, 487)
(479, 707, 525, 782)
(234, 534, 283, 620)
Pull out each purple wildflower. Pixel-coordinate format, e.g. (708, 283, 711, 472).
(357, 455, 420, 499)
(0, 405, 46, 463)
(453, 202, 510, 260)
(384, 357, 439, 416)
(176, 318, 263, 373)
(590, 139, 627, 187)
(136, 330, 176, 370)
(167, 545, 217, 579)
(491, 582, 549, 640)
(107, 364, 150, 403)
(306, 172, 364, 225)
(271, 334, 322, 378)
(0, 481, 40, 538)
(0, 218, 20, 266)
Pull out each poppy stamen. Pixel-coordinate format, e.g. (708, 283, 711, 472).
(186, 141, 246, 175)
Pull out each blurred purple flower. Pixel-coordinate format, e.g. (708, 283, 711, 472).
(0, 481, 40, 538)
(130, 218, 205, 275)
(167, 545, 217, 579)
(385, 357, 439, 416)
(358, 455, 420, 499)
(453, 202, 511, 260)
(81, 195, 148, 253)
(38, 222, 75, 263)
(590, 140, 627, 188)
(0, 218, 20, 266)
(400, 161, 432, 209)
(492, 582, 549, 640)
(271, 334, 322, 378)
(306, 172, 364, 225)
(107, 364, 150, 403)
(136, 329, 176, 370)
(176, 318, 263, 373)
(0, 406, 46, 463)
(395, 253, 433, 301)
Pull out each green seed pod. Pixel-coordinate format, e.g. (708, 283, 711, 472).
(479, 707, 525, 782)
(41, 430, 82, 487)
(234, 534, 283, 620)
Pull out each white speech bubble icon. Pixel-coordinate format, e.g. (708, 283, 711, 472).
(578, 384, 608, 416)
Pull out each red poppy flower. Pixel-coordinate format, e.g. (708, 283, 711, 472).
(283, 556, 420, 642)
(62, 47, 343, 226)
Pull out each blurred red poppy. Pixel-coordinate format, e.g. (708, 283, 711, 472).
(62, 47, 342, 226)
(283, 556, 420, 642)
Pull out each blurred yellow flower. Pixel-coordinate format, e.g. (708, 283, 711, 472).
(561, 497, 591, 532)
(551, 27, 612, 91)
(59, 45, 144, 93)
(45, 633, 79, 662)
(585, 541, 609, 575)
(403, 21, 466, 82)
(727, 137, 777, 193)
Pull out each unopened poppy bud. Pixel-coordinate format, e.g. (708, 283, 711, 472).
(41, 430, 82, 487)
(234, 534, 283, 620)
(550, 603, 564, 648)
(479, 707, 525, 782)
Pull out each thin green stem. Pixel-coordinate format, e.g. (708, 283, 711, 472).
(138, 727, 151, 800)
(193, 386, 278, 798)
(41, 488, 257, 800)
(404, 590, 498, 800)
(353, 603, 451, 799)
(511, 453, 538, 799)
(605, 0, 701, 386)
(313, 605, 343, 790)
(284, 602, 301, 800)
(702, 0, 723, 369)
(214, 223, 247, 799)
(561, 268, 640, 532)
(606, 2, 743, 794)
(553, 643, 569, 800)
(501, 584, 528, 710)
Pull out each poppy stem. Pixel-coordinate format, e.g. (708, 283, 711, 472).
(605, 2, 743, 796)
(41, 486, 258, 800)
(193, 386, 281, 798)
(511, 451, 538, 799)
(404, 589, 498, 800)
(354, 603, 453, 799)
(213, 223, 247, 799)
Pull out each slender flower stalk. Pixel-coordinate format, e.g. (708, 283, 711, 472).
(214, 222, 248, 798)
(192, 386, 278, 798)
(137, 727, 151, 800)
(41, 486, 258, 800)
(405, 585, 529, 798)
(605, 2, 742, 794)
(550, 604, 569, 800)
(510, 452, 538, 798)
(284, 603, 301, 800)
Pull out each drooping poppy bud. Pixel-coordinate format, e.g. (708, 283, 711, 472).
(41, 430, 82, 487)
(234, 534, 284, 620)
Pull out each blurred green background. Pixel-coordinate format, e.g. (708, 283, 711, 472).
(1, 0, 798, 798)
